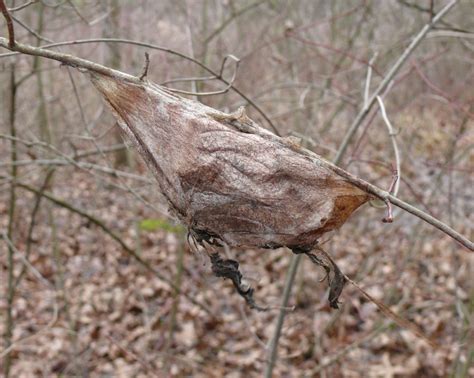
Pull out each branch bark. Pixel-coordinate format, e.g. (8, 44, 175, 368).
(0, 0, 15, 47)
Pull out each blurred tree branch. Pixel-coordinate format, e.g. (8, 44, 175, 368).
(334, 0, 458, 163)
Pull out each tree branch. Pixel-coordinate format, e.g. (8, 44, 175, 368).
(334, 0, 458, 163)
(0, 33, 471, 251)
(227, 114, 473, 251)
(0, 0, 15, 47)
(0, 37, 280, 135)
(0, 37, 138, 81)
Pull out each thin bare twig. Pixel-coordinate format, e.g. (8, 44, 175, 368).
(0, 37, 138, 80)
(264, 254, 300, 377)
(427, 30, 474, 39)
(367, 96, 401, 222)
(166, 54, 240, 96)
(0, 0, 15, 47)
(11, 13, 52, 43)
(2, 232, 54, 290)
(310, 323, 389, 374)
(7, 0, 37, 13)
(344, 274, 438, 348)
(65, 0, 90, 24)
(4, 62, 16, 378)
(13, 168, 55, 289)
(0, 133, 127, 159)
(203, 0, 268, 44)
(0, 158, 152, 181)
(363, 53, 378, 108)
(376, 96, 401, 196)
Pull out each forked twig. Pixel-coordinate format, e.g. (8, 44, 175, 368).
(7, 0, 37, 13)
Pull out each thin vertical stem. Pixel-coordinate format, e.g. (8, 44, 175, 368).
(264, 253, 301, 378)
(265, 26, 305, 373)
(168, 239, 185, 344)
(4, 62, 17, 378)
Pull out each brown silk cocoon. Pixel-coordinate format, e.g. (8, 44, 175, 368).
(91, 73, 370, 251)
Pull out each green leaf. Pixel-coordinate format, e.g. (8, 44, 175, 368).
(138, 218, 185, 234)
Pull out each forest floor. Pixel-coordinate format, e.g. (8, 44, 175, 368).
(1, 165, 472, 377)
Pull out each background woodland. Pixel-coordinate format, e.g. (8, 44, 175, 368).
(0, 0, 473, 376)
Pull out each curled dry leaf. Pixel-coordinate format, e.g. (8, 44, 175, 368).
(90, 72, 371, 308)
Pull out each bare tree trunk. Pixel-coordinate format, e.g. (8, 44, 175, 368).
(33, 2, 50, 142)
(103, 0, 131, 167)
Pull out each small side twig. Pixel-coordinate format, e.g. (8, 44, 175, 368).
(0, 0, 15, 47)
(376, 96, 401, 195)
(166, 54, 240, 97)
(381, 172, 399, 223)
(371, 95, 401, 223)
(382, 199, 394, 223)
(363, 52, 379, 109)
(8, 0, 37, 12)
(139, 52, 150, 81)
